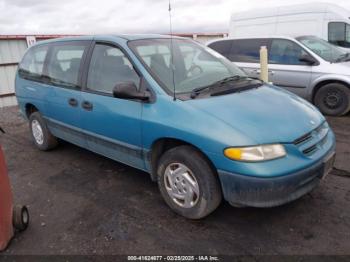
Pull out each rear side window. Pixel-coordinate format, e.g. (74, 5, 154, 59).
(208, 40, 232, 57)
(269, 39, 308, 65)
(46, 42, 88, 89)
(229, 39, 269, 63)
(18, 45, 49, 81)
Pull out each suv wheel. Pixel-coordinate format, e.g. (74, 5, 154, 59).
(157, 145, 222, 219)
(29, 112, 58, 151)
(314, 83, 350, 116)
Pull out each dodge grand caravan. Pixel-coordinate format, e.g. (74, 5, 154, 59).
(15, 35, 336, 219)
(208, 36, 350, 116)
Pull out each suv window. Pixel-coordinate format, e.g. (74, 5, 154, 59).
(87, 44, 140, 94)
(18, 45, 49, 81)
(269, 39, 308, 65)
(208, 40, 232, 57)
(328, 22, 350, 48)
(46, 42, 88, 89)
(229, 39, 269, 63)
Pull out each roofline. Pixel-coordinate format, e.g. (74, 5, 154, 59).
(0, 33, 228, 41)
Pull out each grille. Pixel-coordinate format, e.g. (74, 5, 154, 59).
(293, 122, 329, 156)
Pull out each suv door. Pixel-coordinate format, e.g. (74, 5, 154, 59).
(80, 42, 145, 170)
(43, 41, 91, 147)
(268, 39, 313, 99)
(226, 38, 271, 78)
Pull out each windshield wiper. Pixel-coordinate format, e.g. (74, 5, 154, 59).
(190, 75, 260, 98)
(335, 52, 350, 63)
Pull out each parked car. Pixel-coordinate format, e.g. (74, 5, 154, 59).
(15, 35, 335, 219)
(229, 2, 350, 50)
(208, 35, 350, 116)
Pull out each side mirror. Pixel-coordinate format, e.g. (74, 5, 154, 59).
(112, 82, 150, 101)
(299, 54, 317, 65)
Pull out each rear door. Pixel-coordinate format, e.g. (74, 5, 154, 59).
(80, 42, 145, 170)
(43, 41, 91, 147)
(268, 39, 312, 98)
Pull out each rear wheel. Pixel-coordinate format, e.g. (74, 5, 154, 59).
(314, 83, 350, 116)
(13, 205, 29, 231)
(29, 112, 58, 150)
(157, 145, 222, 219)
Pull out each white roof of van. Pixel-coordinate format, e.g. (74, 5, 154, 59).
(231, 2, 350, 21)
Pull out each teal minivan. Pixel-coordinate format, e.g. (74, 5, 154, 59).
(15, 35, 336, 219)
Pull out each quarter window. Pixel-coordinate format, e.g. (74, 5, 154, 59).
(269, 39, 308, 65)
(46, 43, 88, 89)
(87, 44, 140, 94)
(18, 45, 49, 81)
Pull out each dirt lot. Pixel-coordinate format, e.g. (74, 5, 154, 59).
(0, 106, 350, 257)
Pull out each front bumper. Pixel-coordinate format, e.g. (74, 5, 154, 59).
(218, 150, 335, 208)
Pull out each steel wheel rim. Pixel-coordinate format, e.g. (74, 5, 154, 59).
(31, 120, 44, 145)
(324, 91, 342, 109)
(164, 163, 200, 208)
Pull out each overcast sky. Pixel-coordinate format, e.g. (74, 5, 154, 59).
(1, 0, 350, 35)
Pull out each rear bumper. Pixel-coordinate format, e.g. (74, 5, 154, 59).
(218, 150, 335, 208)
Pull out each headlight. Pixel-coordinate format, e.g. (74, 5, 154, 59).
(224, 144, 286, 162)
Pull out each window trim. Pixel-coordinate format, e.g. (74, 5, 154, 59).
(81, 40, 154, 103)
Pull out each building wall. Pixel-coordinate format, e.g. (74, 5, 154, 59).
(0, 39, 28, 107)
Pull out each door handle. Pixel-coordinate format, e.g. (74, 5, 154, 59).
(252, 69, 275, 75)
(68, 98, 78, 107)
(82, 101, 93, 111)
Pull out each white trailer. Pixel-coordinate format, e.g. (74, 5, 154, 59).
(229, 3, 350, 50)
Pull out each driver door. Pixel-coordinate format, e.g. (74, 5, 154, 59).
(80, 42, 145, 170)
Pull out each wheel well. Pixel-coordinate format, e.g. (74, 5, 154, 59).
(149, 138, 217, 182)
(312, 80, 350, 103)
(25, 103, 38, 118)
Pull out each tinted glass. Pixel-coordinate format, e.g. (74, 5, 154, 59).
(328, 22, 350, 48)
(129, 38, 245, 94)
(46, 43, 87, 89)
(269, 39, 308, 65)
(229, 39, 269, 63)
(208, 40, 232, 57)
(87, 44, 140, 94)
(18, 45, 49, 81)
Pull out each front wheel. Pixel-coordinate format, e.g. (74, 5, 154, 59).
(314, 83, 350, 116)
(157, 145, 222, 219)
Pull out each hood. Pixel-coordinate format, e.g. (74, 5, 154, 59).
(187, 85, 325, 145)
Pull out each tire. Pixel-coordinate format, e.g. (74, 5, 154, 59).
(157, 145, 222, 219)
(29, 112, 58, 151)
(13, 205, 29, 231)
(314, 83, 350, 116)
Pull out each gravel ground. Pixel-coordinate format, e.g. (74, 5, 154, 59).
(0, 106, 350, 257)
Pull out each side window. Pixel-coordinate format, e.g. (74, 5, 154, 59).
(18, 45, 49, 81)
(46, 42, 88, 89)
(208, 40, 232, 58)
(229, 39, 269, 63)
(328, 22, 350, 48)
(269, 39, 308, 65)
(87, 44, 140, 94)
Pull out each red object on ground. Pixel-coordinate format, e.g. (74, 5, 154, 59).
(0, 145, 14, 251)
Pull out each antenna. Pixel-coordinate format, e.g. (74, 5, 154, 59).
(168, 0, 176, 101)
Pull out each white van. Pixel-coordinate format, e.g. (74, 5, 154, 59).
(229, 3, 350, 50)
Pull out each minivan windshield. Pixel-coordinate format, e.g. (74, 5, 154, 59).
(297, 36, 348, 63)
(128, 38, 247, 94)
